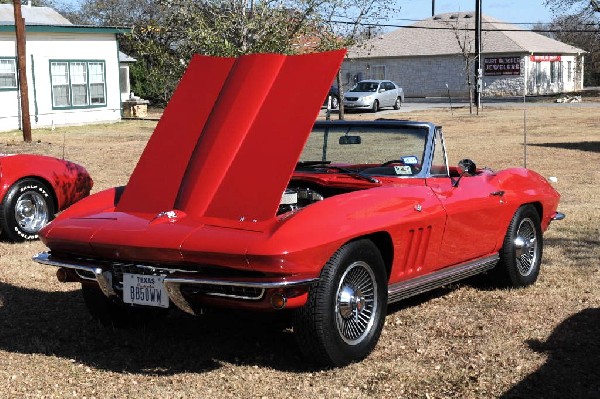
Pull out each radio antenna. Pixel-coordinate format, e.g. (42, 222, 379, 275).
(523, 90, 527, 168)
(62, 128, 66, 160)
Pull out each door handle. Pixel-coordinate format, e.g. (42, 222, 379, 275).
(490, 191, 505, 197)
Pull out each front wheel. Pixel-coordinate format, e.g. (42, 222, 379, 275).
(293, 239, 388, 367)
(371, 100, 379, 113)
(495, 205, 543, 287)
(393, 97, 402, 110)
(330, 96, 339, 109)
(0, 178, 55, 241)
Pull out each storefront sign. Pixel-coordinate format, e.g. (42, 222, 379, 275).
(484, 57, 522, 76)
(530, 55, 561, 62)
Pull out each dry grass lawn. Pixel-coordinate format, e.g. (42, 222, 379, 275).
(0, 101, 599, 398)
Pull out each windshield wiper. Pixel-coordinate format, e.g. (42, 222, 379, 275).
(295, 162, 380, 184)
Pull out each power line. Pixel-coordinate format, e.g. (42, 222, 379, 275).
(383, 17, 598, 26)
(328, 19, 600, 33)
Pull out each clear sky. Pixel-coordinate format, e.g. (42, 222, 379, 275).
(395, 0, 555, 25)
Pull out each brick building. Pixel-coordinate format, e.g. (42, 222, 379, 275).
(343, 12, 586, 97)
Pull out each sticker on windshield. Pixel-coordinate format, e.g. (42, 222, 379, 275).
(394, 165, 412, 175)
(401, 156, 419, 165)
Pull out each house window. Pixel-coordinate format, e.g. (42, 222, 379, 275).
(119, 65, 130, 96)
(89, 62, 106, 104)
(0, 58, 17, 90)
(567, 61, 572, 82)
(50, 60, 106, 108)
(70, 62, 88, 106)
(371, 65, 385, 80)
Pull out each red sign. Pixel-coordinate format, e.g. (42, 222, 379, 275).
(530, 55, 562, 62)
(484, 57, 522, 76)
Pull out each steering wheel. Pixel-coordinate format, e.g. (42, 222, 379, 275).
(380, 159, 405, 167)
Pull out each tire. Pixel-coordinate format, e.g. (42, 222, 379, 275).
(330, 96, 339, 109)
(293, 239, 388, 367)
(81, 284, 167, 328)
(0, 178, 55, 242)
(393, 97, 402, 110)
(495, 205, 543, 287)
(371, 100, 379, 113)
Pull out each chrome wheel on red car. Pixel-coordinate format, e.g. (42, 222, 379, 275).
(0, 178, 55, 242)
(497, 205, 543, 287)
(335, 261, 378, 344)
(513, 218, 539, 277)
(15, 190, 49, 235)
(293, 239, 387, 367)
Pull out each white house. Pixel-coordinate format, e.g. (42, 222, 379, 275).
(344, 12, 586, 97)
(0, 4, 130, 132)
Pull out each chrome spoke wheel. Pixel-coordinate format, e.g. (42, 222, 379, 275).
(15, 191, 49, 234)
(335, 261, 378, 345)
(513, 218, 538, 276)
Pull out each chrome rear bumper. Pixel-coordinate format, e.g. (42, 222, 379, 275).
(33, 252, 318, 314)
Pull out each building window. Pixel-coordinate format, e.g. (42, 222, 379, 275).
(119, 65, 130, 96)
(0, 58, 17, 90)
(550, 61, 563, 84)
(567, 61, 572, 82)
(371, 65, 385, 80)
(89, 62, 106, 104)
(50, 60, 106, 108)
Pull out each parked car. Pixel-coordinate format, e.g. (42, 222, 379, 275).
(344, 79, 404, 112)
(323, 85, 340, 109)
(33, 51, 563, 368)
(0, 154, 92, 241)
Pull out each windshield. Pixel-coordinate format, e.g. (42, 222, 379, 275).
(300, 124, 429, 177)
(349, 82, 379, 93)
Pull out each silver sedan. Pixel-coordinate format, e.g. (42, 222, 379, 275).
(343, 80, 404, 112)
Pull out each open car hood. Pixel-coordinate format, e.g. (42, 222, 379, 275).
(117, 50, 346, 223)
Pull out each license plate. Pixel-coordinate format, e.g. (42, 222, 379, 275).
(122, 273, 169, 308)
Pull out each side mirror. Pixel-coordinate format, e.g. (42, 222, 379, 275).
(453, 159, 477, 187)
(339, 135, 361, 145)
(379, 88, 385, 93)
(458, 159, 477, 175)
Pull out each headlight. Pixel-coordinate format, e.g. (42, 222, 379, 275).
(362, 95, 373, 101)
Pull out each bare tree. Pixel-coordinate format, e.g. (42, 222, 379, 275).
(544, 0, 600, 15)
(446, 17, 476, 114)
(542, 0, 600, 87)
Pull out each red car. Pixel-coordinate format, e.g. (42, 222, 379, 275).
(33, 50, 563, 367)
(0, 154, 92, 241)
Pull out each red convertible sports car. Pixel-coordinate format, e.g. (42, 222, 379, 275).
(0, 154, 92, 241)
(33, 50, 563, 367)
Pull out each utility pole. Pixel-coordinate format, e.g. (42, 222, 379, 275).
(432, 0, 435, 16)
(474, 0, 482, 110)
(13, 0, 32, 142)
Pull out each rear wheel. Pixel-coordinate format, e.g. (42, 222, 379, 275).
(371, 100, 379, 113)
(393, 97, 402, 110)
(293, 239, 387, 367)
(0, 178, 55, 242)
(495, 205, 543, 287)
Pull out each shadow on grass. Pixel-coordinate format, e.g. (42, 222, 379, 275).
(501, 308, 600, 398)
(529, 141, 600, 153)
(545, 236, 600, 266)
(0, 282, 308, 374)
